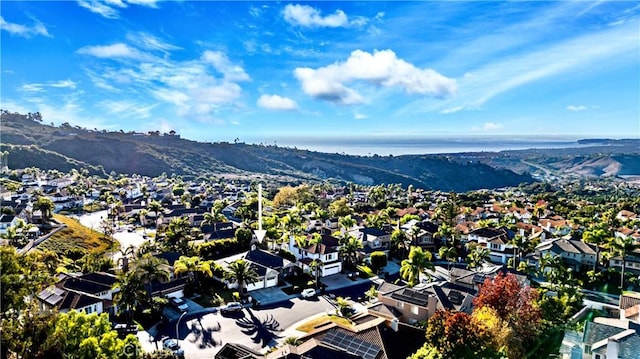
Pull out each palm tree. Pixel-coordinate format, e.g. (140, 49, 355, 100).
(390, 229, 409, 259)
(335, 296, 352, 317)
(224, 259, 259, 295)
(118, 245, 136, 272)
(339, 236, 363, 270)
(608, 236, 640, 289)
(583, 227, 609, 271)
(147, 200, 164, 231)
(164, 216, 191, 254)
(466, 245, 490, 269)
(435, 223, 454, 246)
(438, 245, 457, 271)
(284, 337, 302, 346)
(133, 254, 170, 298)
(174, 256, 214, 283)
(508, 234, 526, 269)
(113, 271, 146, 325)
(33, 196, 54, 224)
(400, 246, 434, 287)
(339, 215, 356, 234)
(309, 259, 324, 289)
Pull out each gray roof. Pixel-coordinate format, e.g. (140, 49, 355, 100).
(583, 321, 626, 345)
(591, 331, 640, 359)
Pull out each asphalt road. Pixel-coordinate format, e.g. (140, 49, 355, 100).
(139, 296, 335, 359)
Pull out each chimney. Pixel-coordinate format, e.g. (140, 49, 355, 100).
(390, 318, 399, 332)
(606, 338, 620, 359)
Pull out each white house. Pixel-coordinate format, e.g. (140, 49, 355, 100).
(289, 234, 342, 277)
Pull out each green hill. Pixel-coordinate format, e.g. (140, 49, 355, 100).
(0, 111, 532, 191)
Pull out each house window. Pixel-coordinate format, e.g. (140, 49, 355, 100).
(411, 305, 419, 315)
(595, 354, 604, 359)
(86, 307, 92, 314)
(396, 301, 404, 309)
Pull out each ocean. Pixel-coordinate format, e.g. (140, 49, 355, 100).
(269, 137, 586, 156)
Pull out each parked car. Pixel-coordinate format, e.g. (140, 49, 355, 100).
(220, 302, 243, 313)
(170, 297, 189, 312)
(112, 323, 137, 338)
(300, 288, 317, 298)
(162, 338, 185, 356)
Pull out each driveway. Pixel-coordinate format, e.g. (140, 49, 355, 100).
(138, 297, 334, 358)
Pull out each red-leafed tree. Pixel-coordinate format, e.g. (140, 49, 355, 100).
(473, 272, 543, 358)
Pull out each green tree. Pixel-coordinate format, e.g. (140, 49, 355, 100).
(466, 243, 490, 269)
(224, 259, 259, 295)
(370, 251, 388, 273)
(113, 271, 146, 326)
(174, 255, 214, 283)
(33, 196, 55, 223)
(147, 200, 164, 231)
(582, 227, 609, 271)
(335, 296, 352, 317)
(608, 235, 640, 288)
(339, 235, 363, 270)
(422, 310, 500, 359)
(390, 228, 409, 259)
(400, 246, 435, 287)
(438, 245, 457, 271)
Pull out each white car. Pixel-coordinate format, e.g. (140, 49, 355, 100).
(220, 302, 243, 313)
(300, 288, 317, 298)
(170, 297, 189, 312)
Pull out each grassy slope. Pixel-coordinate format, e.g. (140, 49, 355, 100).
(38, 215, 114, 255)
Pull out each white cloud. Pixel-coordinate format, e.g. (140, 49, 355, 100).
(202, 51, 251, 82)
(20, 79, 77, 92)
(294, 49, 457, 104)
(354, 112, 368, 120)
(0, 16, 51, 38)
(126, 32, 181, 53)
(50, 80, 78, 89)
(483, 122, 503, 131)
(283, 4, 349, 28)
(257, 95, 298, 110)
(77, 0, 120, 19)
(77, 0, 159, 19)
(100, 100, 156, 118)
(567, 105, 588, 111)
(77, 43, 145, 59)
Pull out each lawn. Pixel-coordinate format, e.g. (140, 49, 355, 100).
(38, 214, 115, 255)
(296, 315, 352, 333)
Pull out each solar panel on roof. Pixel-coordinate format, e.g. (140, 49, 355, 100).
(449, 290, 463, 304)
(472, 274, 485, 284)
(322, 330, 381, 359)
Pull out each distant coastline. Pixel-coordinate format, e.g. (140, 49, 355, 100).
(264, 136, 603, 156)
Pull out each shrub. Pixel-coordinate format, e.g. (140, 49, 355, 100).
(232, 292, 241, 302)
(278, 248, 297, 262)
(356, 265, 375, 278)
(370, 251, 387, 273)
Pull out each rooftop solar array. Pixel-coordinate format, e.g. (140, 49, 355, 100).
(38, 286, 65, 306)
(472, 274, 486, 284)
(322, 330, 381, 359)
(449, 290, 463, 304)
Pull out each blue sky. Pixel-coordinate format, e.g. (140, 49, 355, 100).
(1, 1, 639, 149)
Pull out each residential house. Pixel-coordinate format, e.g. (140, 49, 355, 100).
(0, 214, 17, 235)
(609, 251, 640, 275)
(530, 238, 598, 272)
(350, 227, 391, 257)
(215, 251, 280, 292)
(37, 272, 118, 315)
(617, 210, 638, 222)
(400, 220, 437, 249)
(289, 234, 342, 277)
(369, 280, 475, 325)
(467, 226, 515, 264)
(565, 318, 640, 359)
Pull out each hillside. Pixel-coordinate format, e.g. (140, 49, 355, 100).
(0, 111, 534, 191)
(446, 142, 640, 180)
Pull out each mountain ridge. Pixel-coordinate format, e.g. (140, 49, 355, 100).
(0, 111, 536, 191)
